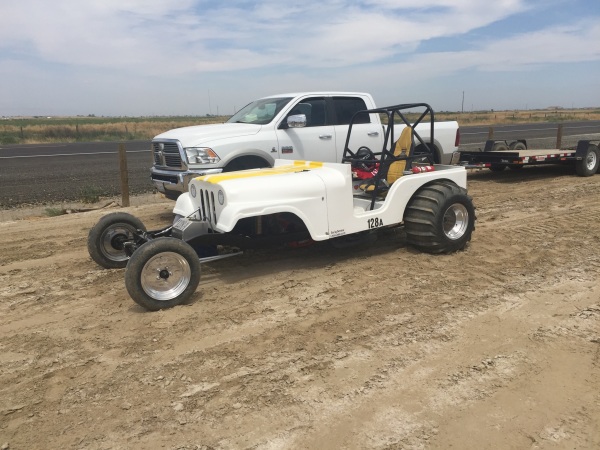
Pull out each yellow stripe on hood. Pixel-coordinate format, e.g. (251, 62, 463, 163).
(197, 160, 324, 184)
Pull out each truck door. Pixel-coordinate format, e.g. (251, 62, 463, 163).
(275, 97, 337, 163)
(331, 96, 384, 158)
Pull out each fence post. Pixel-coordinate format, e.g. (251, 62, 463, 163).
(556, 124, 563, 149)
(118, 144, 130, 207)
(488, 126, 494, 140)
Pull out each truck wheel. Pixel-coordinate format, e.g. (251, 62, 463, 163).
(575, 144, 600, 177)
(413, 144, 439, 164)
(224, 156, 270, 172)
(88, 212, 146, 269)
(404, 181, 475, 254)
(125, 238, 201, 311)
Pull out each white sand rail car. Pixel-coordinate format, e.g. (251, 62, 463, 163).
(454, 139, 600, 176)
(88, 104, 476, 310)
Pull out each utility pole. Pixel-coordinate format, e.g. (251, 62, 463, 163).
(461, 91, 465, 113)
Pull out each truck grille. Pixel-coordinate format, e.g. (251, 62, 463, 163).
(152, 141, 183, 168)
(197, 189, 218, 225)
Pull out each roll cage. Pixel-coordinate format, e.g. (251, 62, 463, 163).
(342, 103, 436, 207)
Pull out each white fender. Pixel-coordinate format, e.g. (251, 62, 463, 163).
(172, 193, 198, 219)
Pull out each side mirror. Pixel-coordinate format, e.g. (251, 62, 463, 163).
(287, 114, 307, 128)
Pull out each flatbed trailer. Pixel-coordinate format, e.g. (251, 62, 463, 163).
(453, 139, 600, 177)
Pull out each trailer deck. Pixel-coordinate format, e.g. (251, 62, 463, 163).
(453, 139, 600, 176)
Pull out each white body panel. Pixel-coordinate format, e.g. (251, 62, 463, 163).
(155, 123, 261, 144)
(275, 124, 338, 163)
(180, 160, 467, 241)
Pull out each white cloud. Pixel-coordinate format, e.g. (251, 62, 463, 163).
(0, 0, 534, 73)
(478, 21, 600, 69)
(0, 0, 599, 115)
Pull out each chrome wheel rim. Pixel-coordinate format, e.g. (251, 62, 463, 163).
(100, 224, 136, 262)
(443, 203, 469, 240)
(140, 252, 191, 301)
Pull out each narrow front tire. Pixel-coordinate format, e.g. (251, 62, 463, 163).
(125, 238, 201, 311)
(88, 212, 146, 269)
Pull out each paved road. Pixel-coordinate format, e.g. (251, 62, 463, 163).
(1, 121, 600, 207)
(0, 141, 153, 207)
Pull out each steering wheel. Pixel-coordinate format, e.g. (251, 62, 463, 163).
(352, 146, 377, 171)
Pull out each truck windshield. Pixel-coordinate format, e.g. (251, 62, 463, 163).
(227, 97, 293, 125)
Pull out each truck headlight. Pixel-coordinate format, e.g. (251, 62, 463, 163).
(184, 147, 221, 164)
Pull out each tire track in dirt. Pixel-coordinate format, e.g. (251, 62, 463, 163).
(1, 169, 600, 449)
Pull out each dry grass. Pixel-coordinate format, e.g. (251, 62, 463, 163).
(0, 116, 227, 145)
(2, 108, 599, 145)
(435, 108, 600, 126)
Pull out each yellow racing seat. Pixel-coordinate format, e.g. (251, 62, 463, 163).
(387, 126, 412, 183)
(360, 126, 412, 193)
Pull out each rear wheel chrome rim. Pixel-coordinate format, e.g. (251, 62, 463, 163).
(443, 203, 469, 240)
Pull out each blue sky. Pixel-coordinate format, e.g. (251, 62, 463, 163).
(1, 0, 599, 116)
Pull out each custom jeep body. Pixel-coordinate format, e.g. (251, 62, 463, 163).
(88, 103, 475, 311)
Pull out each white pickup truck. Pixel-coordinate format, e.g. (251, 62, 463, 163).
(150, 92, 460, 200)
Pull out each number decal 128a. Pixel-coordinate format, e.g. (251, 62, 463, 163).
(368, 217, 383, 229)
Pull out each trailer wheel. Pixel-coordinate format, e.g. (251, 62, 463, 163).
(508, 141, 526, 170)
(125, 238, 200, 311)
(489, 142, 509, 172)
(509, 141, 527, 151)
(88, 212, 146, 269)
(575, 144, 600, 177)
(404, 181, 476, 254)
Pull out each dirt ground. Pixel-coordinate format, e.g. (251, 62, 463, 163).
(1, 165, 599, 450)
